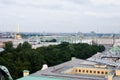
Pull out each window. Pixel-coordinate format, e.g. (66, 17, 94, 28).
(79, 70, 81, 72)
(86, 70, 88, 73)
(83, 70, 85, 72)
(75, 69, 78, 72)
(94, 71, 96, 73)
(101, 71, 104, 74)
(97, 71, 100, 74)
(105, 72, 108, 74)
(90, 70, 92, 73)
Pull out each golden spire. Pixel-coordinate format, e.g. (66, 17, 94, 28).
(15, 24, 22, 40)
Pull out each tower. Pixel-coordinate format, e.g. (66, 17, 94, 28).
(15, 24, 22, 40)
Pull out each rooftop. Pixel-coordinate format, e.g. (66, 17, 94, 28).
(18, 58, 116, 80)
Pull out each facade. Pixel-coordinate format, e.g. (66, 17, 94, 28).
(64, 66, 109, 76)
(92, 38, 120, 45)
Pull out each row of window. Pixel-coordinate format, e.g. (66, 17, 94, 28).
(75, 69, 108, 75)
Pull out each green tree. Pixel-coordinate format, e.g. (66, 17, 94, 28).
(0, 42, 105, 79)
(4, 41, 13, 52)
(22, 42, 31, 49)
(16, 43, 22, 51)
(98, 45, 105, 52)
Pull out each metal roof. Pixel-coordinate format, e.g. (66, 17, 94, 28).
(17, 76, 67, 80)
(17, 58, 117, 80)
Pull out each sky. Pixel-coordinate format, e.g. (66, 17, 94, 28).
(0, 0, 120, 33)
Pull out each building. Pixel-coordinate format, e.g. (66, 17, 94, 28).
(17, 58, 120, 80)
(0, 41, 4, 48)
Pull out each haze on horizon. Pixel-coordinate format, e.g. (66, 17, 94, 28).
(0, 0, 120, 33)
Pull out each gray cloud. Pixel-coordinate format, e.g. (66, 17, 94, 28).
(0, 0, 120, 33)
(69, 0, 91, 5)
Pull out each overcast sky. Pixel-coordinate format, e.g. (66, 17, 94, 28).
(0, 0, 120, 33)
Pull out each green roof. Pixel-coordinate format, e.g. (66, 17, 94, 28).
(23, 70, 29, 72)
(110, 46, 120, 53)
(17, 76, 68, 80)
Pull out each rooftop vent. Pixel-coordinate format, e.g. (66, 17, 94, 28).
(23, 70, 29, 77)
(94, 64, 107, 68)
(41, 64, 48, 70)
(71, 57, 76, 60)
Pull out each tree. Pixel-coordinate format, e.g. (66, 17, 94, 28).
(45, 39, 57, 42)
(98, 45, 105, 52)
(4, 41, 13, 52)
(22, 42, 31, 49)
(0, 42, 105, 79)
(16, 43, 22, 51)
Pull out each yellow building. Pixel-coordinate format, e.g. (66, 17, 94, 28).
(64, 66, 109, 76)
(116, 67, 120, 76)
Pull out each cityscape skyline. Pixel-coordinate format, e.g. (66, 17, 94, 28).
(0, 0, 120, 33)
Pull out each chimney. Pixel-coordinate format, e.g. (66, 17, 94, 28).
(41, 64, 48, 70)
(71, 57, 76, 60)
(23, 70, 29, 77)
